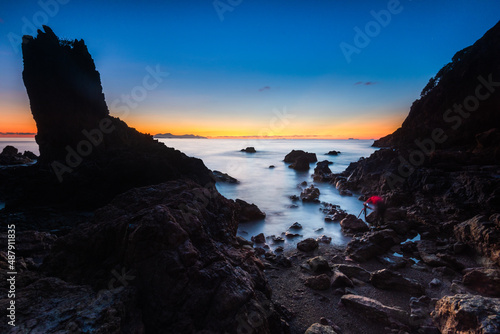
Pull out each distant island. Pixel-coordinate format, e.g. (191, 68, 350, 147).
(154, 133, 207, 139)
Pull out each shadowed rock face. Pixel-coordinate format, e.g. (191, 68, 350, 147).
(8, 26, 214, 210)
(374, 21, 500, 152)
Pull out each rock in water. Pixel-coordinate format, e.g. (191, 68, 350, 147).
(40, 180, 285, 333)
(14, 26, 213, 209)
(284, 150, 317, 163)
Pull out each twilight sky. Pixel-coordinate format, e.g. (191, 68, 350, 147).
(1, 0, 499, 138)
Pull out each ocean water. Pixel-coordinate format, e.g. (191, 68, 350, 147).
(0, 137, 378, 247)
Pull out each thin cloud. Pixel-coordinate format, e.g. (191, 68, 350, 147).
(258, 86, 271, 92)
(354, 81, 376, 86)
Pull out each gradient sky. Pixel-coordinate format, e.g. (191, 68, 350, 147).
(1, 0, 499, 138)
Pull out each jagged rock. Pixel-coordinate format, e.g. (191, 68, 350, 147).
(316, 235, 332, 244)
(370, 269, 425, 296)
(455, 215, 500, 266)
(300, 185, 320, 202)
(307, 256, 330, 273)
(432, 294, 500, 334)
(40, 181, 285, 333)
(289, 222, 303, 230)
(284, 150, 317, 163)
(331, 270, 354, 288)
(297, 238, 319, 252)
(462, 268, 500, 297)
(341, 294, 409, 326)
(236, 199, 266, 222)
(240, 147, 256, 153)
(326, 151, 340, 156)
(0, 145, 36, 165)
(304, 274, 331, 291)
(289, 156, 311, 171)
(340, 214, 369, 234)
(305, 322, 338, 334)
(346, 229, 399, 262)
(212, 170, 239, 183)
(333, 264, 371, 283)
(252, 233, 266, 244)
(313, 161, 333, 181)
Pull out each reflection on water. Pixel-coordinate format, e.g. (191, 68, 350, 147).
(160, 138, 378, 247)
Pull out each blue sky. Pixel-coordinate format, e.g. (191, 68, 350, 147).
(1, 0, 499, 138)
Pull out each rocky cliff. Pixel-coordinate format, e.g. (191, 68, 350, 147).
(374, 20, 500, 160)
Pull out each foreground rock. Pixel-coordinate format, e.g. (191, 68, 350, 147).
(37, 180, 286, 333)
(346, 229, 399, 262)
(297, 238, 319, 252)
(370, 269, 425, 296)
(462, 268, 500, 297)
(432, 294, 500, 334)
(339, 214, 369, 234)
(454, 215, 500, 266)
(341, 294, 409, 326)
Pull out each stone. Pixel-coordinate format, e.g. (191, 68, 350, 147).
(432, 294, 500, 334)
(289, 156, 311, 171)
(212, 170, 239, 183)
(428, 278, 442, 288)
(289, 222, 303, 230)
(284, 150, 317, 163)
(307, 256, 330, 273)
(313, 160, 333, 181)
(370, 269, 425, 296)
(236, 199, 266, 222)
(304, 323, 338, 334)
(333, 264, 371, 283)
(285, 231, 301, 238)
(300, 185, 320, 202)
(240, 147, 256, 153)
(340, 214, 369, 234)
(462, 268, 500, 297)
(251, 233, 266, 244)
(304, 274, 331, 291)
(316, 235, 332, 244)
(346, 229, 399, 262)
(326, 150, 340, 156)
(341, 294, 409, 326)
(297, 238, 319, 252)
(331, 270, 354, 288)
(455, 215, 500, 266)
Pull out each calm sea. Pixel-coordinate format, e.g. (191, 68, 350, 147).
(0, 137, 378, 247)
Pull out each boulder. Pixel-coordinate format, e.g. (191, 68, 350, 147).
(251, 233, 266, 244)
(289, 222, 303, 230)
(346, 229, 399, 262)
(300, 185, 320, 203)
(331, 270, 354, 288)
(240, 147, 256, 153)
(284, 150, 317, 163)
(305, 323, 338, 334)
(212, 170, 239, 183)
(304, 274, 331, 291)
(370, 269, 425, 296)
(236, 199, 266, 222)
(340, 214, 369, 234)
(462, 268, 500, 297)
(313, 161, 333, 181)
(307, 256, 330, 273)
(40, 180, 285, 333)
(326, 151, 340, 156)
(297, 238, 319, 252)
(332, 264, 371, 283)
(289, 156, 311, 171)
(432, 294, 500, 334)
(454, 215, 500, 266)
(341, 294, 409, 326)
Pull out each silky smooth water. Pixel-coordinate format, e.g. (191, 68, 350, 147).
(0, 138, 378, 246)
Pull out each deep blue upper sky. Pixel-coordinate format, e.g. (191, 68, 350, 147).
(1, 0, 499, 137)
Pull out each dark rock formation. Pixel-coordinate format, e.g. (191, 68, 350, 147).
(346, 229, 400, 262)
(235, 198, 266, 222)
(313, 160, 333, 181)
(289, 156, 311, 171)
(462, 268, 500, 297)
(374, 21, 500, 155)
(300, 185, 320, 202)
(370, 269, 425, 296)
(241, 147, 256, 153)
(4, 26, 214, 211)
(432, 294, 500, 334)
(0, 145, 37, 165)
(284, 150, 317, 163)
(212, 170, 239, 183)
(39, 181, 285, 333)
(339, 214, 369, 234)
(297, 238, 319, 252)
(307, 256, 330, 273)
(326, 150, 340, 156)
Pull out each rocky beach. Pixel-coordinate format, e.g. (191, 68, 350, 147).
(1, 21, 500, 334)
